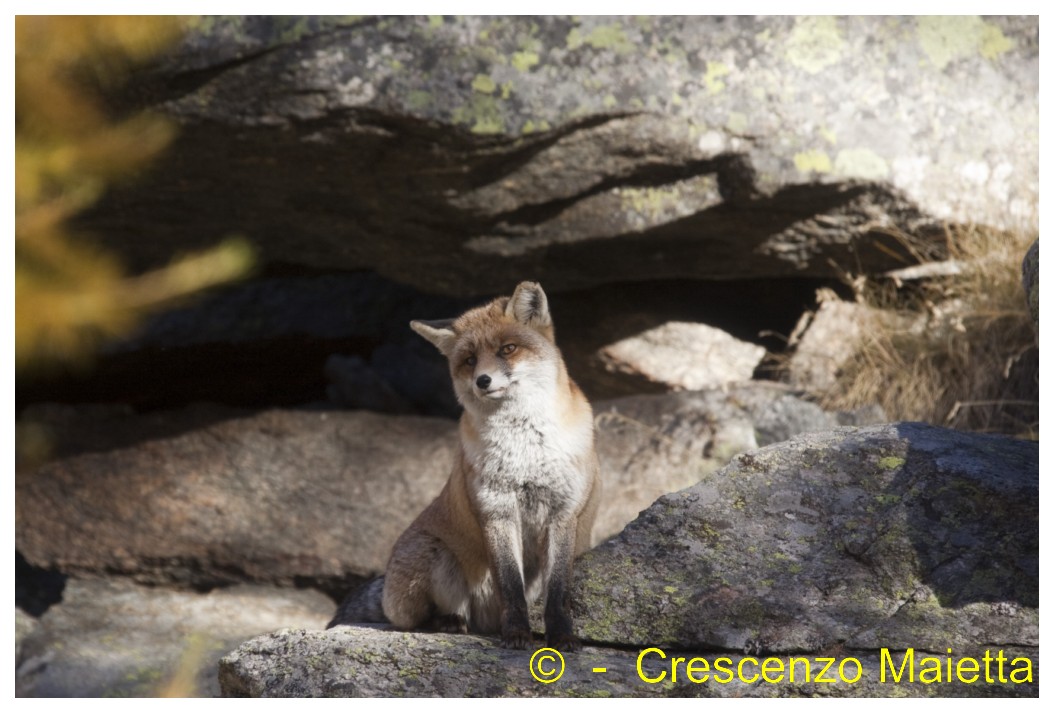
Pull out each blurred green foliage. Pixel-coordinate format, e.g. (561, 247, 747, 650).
(15, 16, 252, 371)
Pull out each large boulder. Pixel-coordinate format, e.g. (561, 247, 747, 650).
(16, 385, 879, 591)
(16, 578, 332, 697)
(592, 385, 884, 540)
(219, 423, 1037, 698)
(82, 16, 1036, 294)
(784, 295, 886, 394)
(573, 423, 1038, 655)
(16, 404, 458, 591)
(598, 321, 765, 390)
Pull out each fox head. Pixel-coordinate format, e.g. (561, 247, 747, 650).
(411, 281, 563, 412)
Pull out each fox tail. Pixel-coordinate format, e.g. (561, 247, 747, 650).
(326, 576, 387, 628)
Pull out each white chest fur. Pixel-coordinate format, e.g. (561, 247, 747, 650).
(465, 399, 592, 525)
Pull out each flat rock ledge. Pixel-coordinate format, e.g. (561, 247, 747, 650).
(219, 627, 1036, 697)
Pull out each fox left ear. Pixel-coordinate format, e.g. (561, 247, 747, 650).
(506, 281, 552, 330)
(410, 318, 457, 355)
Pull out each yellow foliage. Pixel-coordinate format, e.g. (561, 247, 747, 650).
(156, 632, 211, 697)
(15, 16, 252, 370)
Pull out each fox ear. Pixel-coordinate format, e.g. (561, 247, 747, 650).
(505, 281, 552, 330)
(410, 319, 457, 354)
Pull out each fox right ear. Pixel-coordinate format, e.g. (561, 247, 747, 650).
(410, 319, 457, 354)
(505, 281, 552, 330)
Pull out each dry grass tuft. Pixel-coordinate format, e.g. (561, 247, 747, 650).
(818, 223, 1038, 437)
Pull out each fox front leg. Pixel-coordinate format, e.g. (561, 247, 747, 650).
(484, 521, 532, 649)
(544, 519, 582, 652)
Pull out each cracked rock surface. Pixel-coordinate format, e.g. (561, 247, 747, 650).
(572, 423, 1038, 655)
(83, 16, 1037, 294)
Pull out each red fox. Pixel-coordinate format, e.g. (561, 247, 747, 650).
(329, 281, 601, 650)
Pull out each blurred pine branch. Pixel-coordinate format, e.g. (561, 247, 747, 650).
(15, 16, 253, 371)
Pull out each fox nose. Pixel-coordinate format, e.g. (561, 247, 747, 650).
(476, 374, 492, 389)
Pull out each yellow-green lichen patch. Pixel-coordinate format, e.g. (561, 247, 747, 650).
(834, 148, 889, 180)
(917, 16, 980, 70)
(785, 16, 845, 74)
(732, 597, 767, 629)
(510, 50, 540, 72)
(726, 111, 748, 134)
(653, 38, 687, 66)
(471, 74, 497, 94)
(452, 94, 505, 135)
(520, 118, 550, 135)
(704, 61, 730, 94)
(619, 185, 683, 222)
(105, 664, 164, 697)
(878, 456, 906, 471)
(794, 149, 832, 174)
(566, 23, 634, 55)
(463, 41, 508, 67)
(980, 23, 1015, 60)
(820, 125, 838, 145)
(186, 15, 222, 33)
(917, 16, 1014, 70)
(633, 16, 654, 30)
(692, 521, 721, 543)
(276, 17, 310, 44)
(581, 76, 602, 91)
(406, 90, 432, 111)
(427, 16, 443, 29)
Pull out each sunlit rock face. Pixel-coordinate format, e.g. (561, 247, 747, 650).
(83, 16, 1036, 295)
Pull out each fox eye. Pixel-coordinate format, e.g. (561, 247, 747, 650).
(499, 344, 517, 356)
(465, 355, 477, 367)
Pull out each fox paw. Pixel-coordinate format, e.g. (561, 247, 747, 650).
(546, 631, 582, 652)
(429, 613, 468, 634)
(500, 626, 533, 649)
